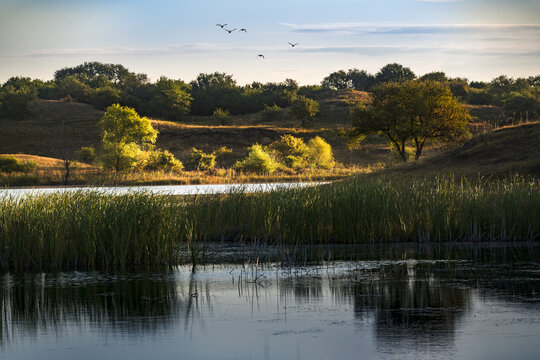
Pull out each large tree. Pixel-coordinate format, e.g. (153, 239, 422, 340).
(350, 80, 471, 162)
(375, 63, 416, 85)
(99, 104, 158, 172)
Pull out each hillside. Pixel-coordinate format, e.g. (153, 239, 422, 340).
(384, 122, 540, 178)
(0, 90, 388, 169)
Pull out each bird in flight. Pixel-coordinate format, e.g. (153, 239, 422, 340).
(288, 42, 299, 47)
(216, 24, 227, 28)
(240, 28, 247, 33)
(224, 28, 236, 34)
(257, 54, 265, 59)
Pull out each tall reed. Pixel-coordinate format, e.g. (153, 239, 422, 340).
(1, 176, 539, 272)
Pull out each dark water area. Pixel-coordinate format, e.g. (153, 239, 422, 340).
(1, 245, 539, 360)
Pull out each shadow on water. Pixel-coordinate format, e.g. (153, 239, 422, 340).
(0, 244, 538, 359)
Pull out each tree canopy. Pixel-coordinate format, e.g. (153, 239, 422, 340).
(350, 80, 471, 162)
(99, 104, 158, 171)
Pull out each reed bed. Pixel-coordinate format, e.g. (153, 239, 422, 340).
(0, 176, 539, 272)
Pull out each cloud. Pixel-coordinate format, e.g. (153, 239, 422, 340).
(281, 22, 540, 36)
(0, 43, 248, 58)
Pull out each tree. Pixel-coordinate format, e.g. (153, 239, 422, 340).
(321, 70, 351, 90)
(144, 76, 191, 120)
(350, 80, 471, 162)
(348, 69, 375, 91)
(0, 77, 41, 119)
(99, 104, 158, 172)
(289, 96, 319, 127)
(375, 63, 416, 85)
(420, 72, 448, 83)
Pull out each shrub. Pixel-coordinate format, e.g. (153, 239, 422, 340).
(143, 149, 183, 171)
(268, 134, 309, 169)
(213, 107, 230, 124)
(214, 146, 235, 166)
(0, 156, 37, 173)
(262, 103, 282, 121)
(190, 148, 216, 171)
(234, 144, 280, 174)
(307, 137, 335, 169)
(77, 146, 97, 164)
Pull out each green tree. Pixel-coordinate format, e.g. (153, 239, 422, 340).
(375, 63, 416, 85)
(350, 80, 471, 162)
(0, 77, 41, 119)
(289, 95, 319, 127)
(420, 71, 448, 83)
(321, 70, 351, 90)
(99, 104, 158, 172)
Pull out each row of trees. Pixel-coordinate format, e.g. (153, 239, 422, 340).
(2, 61, 539, 123)
(322, 65, 540, 124)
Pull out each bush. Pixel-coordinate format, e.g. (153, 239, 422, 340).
(214, 146, 235, 166)
(190, 148, 216, 171)
(143, 149, 183, 171)
(262, 103, 282, 121)
(213, 108, 230, 124)
(77, 146, 96, 164)
(307, 137, 335, 169)
(268, 134, 309, 169)
(0, 156, 37, 173)
(234, 144, 280, 174)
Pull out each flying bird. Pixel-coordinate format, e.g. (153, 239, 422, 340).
(240, 28, 247, 33)
(216, 24, 227, 28)
(257, 54, 265, 59)
(223, 28, 236, 33)
(288, 42, 299, 47)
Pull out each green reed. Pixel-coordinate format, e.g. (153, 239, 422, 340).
(1, 176, 539, 272)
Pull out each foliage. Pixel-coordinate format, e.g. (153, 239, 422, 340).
(99, 104, 158, 171)
(0, 77, 41, 119)
(77, 146, 97, 164)
(289, 95, 319, 126)
(321, 69, 375, 91)
(374, 63, 416, 85)
(419, 71, 448, 82)
(0, 156, 37, 173)
(190, 148, 216, 171)
(306, 136, 335, 169)
(262, 103, 283, 121)
(502, 93, 540, 123)
(234, 144, 280, 174)
(56, 75, 94, 103)
(350, 80, 471, 162)
(143, 149, 183, 171)
(268, 134, 309, 169)
(212, 107, 231, 124)
(142, 77, 192, 120)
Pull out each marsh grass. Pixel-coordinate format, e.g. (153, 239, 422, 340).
(1, 176, 539, 272)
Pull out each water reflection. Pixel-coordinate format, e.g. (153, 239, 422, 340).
(0, 259, 538, 360)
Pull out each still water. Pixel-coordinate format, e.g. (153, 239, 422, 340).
(0, 182, 325, 198)
(1, 249, 539, 360)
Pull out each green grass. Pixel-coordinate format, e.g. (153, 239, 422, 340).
(1, 176, 538, 272)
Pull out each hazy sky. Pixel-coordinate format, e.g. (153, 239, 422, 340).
(1, 0, 539, 84)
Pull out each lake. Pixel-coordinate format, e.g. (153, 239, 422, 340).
(1, 244, 539, 360)
(0, 182, 326, 198)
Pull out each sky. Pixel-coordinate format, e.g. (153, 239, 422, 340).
(1, 0, 539, 85)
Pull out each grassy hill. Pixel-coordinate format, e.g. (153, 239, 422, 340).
(1, 90, 535, 186)
(0, 90, 388, 169)
(383, 121, 540, 178)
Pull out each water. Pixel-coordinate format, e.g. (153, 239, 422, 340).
(1, 250, 539, 360)
(0, 182, 325, 198)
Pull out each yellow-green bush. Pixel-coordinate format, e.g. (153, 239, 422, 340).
(307, 136, 335, 169)
(234, 144, 280, 174)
